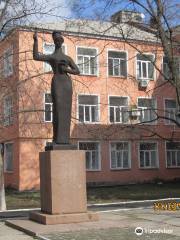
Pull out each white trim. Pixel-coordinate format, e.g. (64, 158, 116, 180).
(135, 52, 156, 81)
(108, 95, 130, 124)
(77, 93, 100, 124)
(138, 141, 159, 169)
(109, 141, 131, 170)
(76, 45, 99, 77)
(3, 45, 13, 78)
(137, 96, 157, 125)
(106, 48, 128, 78)
(165, 141, 180, 168)
(4, 142, 14, 173)
(163, 98, 177, 125)
(44, 92, 53, 123)
(78, 140, 101, 171)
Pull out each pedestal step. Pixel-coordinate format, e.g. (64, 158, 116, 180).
(30, 211, 99, 225)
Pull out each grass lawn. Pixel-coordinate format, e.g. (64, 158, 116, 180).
(5, 182, 180, 210)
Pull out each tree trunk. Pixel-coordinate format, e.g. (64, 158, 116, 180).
(0, 144, 6, 211)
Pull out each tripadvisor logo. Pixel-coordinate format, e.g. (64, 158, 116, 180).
(135, 227, 143, 236)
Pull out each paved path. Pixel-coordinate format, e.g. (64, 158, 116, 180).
(2, 207, 180, 240)
(0, 222, 34, 240)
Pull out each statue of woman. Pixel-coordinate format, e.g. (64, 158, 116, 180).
(33, 31, 80, 144)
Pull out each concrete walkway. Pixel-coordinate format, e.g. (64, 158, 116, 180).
(4, 207, 180, 240)
(0, 222, 34, 240)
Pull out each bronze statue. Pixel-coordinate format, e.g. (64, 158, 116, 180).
(33, 31, 80, 145)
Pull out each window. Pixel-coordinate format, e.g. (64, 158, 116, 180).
(163, 56, 170, 80)
(109, 96, 129, 123)
(138, 98, 156, 123)
(166, 142, 180, 168)
(79, 142, 100, 170)
(78, 95, 99, 123)
(108, 51, 127, 77)
(43, 43, 65, 72)
(164, 99, 179, 124)
(3, 96, 13, 126)
(110, 142, 130, 169)
(4, 47, 13, 77)
(4, 143, 13, 172)
(44, 93, 53, 122)
(139, 142, 158, 168)
(137, 54, 154, 80)
(77, 47, 97, 75)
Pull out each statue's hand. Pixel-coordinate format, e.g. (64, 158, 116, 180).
(33, 32, 38, 41)
(61, 65, 68, 73)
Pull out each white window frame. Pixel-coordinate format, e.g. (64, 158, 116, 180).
(138, 141, 159, 169)
(4, 142, 13, 173)
(3, 46, 13, 77)
(3, 95, 13, 126)
(43, 42, 67, 72)
(107, 49, 128, 77)
(108, 95, 129, 124)
(78, 141, 101, 171)
(136, 53, 155, 80)
(110, 141, 131, 170)
(77, 94, 100, 124)
(166, 141, 180, 168)
(164, 98, 178, 125)
(137, 97, 157, 124)
(76, 46, 99, 76)
(44, 92, 53, 122)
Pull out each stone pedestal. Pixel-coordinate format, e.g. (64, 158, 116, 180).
(30, 150, 99, 225)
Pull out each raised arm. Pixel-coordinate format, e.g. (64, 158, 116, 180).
(33, 32, 51, 62)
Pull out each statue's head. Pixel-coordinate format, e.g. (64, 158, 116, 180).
(52, 31, 64, 47)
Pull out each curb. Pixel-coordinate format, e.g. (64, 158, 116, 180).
(1, 198, 180, 219)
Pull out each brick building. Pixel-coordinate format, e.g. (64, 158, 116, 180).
(0, 11, 180, 190)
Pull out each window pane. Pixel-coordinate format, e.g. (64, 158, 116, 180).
(110, 107, 114, 122)
(115, 107, 120, 122)
(90, 57, 97, 75)
(110, 97, 128, 106)
(123, 151, 129, 168)
(114, 59, 120, 76)
(117, 152, 122, 167)
(45, 93, 52, 103)
(45, 104, 52, 121)
(137, 61, 141, 78)
(165, 99, 176, 108)
(91, 106, 96, 122)
(140, 143, 156, 150)
(166, 142, 180, 150)
(148, 62, 154, 78)
(79, 95, 98, 105)
(79, 106, 84, 122)
(108, 58, 113, 75)
(120, 59, 127, 76)
(5, 143, 13, 171)
(177, 151, 180, 166)
(109, 51, 126, 59)
(142, 62, 147, 78)
(145, 152, 150, 166)
(111, 151, 116, 168)
(85, 151, 91, 169)
(84, 56, 90, 74)
(122, 107, 129, 123)
(85, 106, 90, 121)
(78, 48, 96, 56)
(151, 151, 156, 167)
(140, 151, 144, 167)
(167, 151, 171, 166)
(77, 56, 83, 73)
